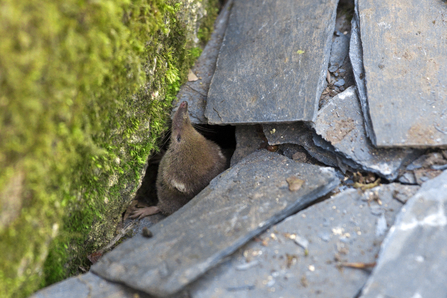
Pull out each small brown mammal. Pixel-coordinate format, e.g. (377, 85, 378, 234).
(130, 101, 227, 218)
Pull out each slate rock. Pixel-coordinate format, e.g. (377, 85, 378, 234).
(171, 0, 233, 124)
(263, 124, 328, 163)
(333, 78, 345, 87)
(129, 213, 166, 237)
(91, 151, 339, 297)
(264, 123, 376, 174)
(356, 0, 447, 147)
(187, 184, 419, 298)
(399, 152, 447, 185)
(31, 272, 150, 298)
(315, 86, 422, 180)
(360, 170, 447, 298)
(329, 34, 350, 72)
(230, 125, 264, 167)
(278, 144, 312, 164)
(349, 7, 375, 144)
(398, 171, 417, 185)
(205, 0, 338, 124)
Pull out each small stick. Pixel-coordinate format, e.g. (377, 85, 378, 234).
(340, 262, 376, 269)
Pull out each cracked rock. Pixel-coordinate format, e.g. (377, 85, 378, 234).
(206, 0, 338, 124)
(91, 151, 339, 297)
(187, 184, 418, 298)
(360, 170, 447, 298)
(315, 86, 422, 180)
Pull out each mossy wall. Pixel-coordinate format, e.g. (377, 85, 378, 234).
(0, 0, 218, 297)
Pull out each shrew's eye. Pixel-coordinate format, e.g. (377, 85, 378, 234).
(177, 135, 181, 142)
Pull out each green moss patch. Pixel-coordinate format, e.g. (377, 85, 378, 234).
(0, 0, 218, 297)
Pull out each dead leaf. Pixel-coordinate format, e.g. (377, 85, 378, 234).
(87, 251, 103, 264)
(286, 176, 304, 192)
(188, 69, 199, 81)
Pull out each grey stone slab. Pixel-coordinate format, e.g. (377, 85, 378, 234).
(360, 171, 447, 298)
(31, 272, 150, 298)
(349, 7, 375, 144)
(315, 86, 422, 180)
(230, 125, 264, 167)
(263, 123, 362, 174)
(329, 34, 350, 72)
(129, 213, 166, 237)
(172, 0, 233, 124)
(263, 123, 347, 171)
(399, 152, 447, 185)
(187, 184, 419, 298)
(91, 151, 339, 297)
(205, 0, 338, 124)
(356, 0, 447, 147)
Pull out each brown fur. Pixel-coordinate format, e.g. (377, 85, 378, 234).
(130, 101, 227, 218)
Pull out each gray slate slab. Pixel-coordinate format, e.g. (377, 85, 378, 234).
(31, 272, 151, 298)
(91, 151, 339, 297)
(349, 6, 375, 144)
(205, 0, 338, 124)
(263, 123, 357, 174)
(356, 0, 447, 147)
(230, 125, 264, 167)
(315, 86, 421, 180)
(329, 34, 350, 72)
(187, 184, 419, 298)
(172, 0, 233, 124)
(360, 170, 447, 298)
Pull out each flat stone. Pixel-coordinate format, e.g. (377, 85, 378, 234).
(31, 272, 150, 298)
(205, 0, 338, 124)
(329, 34, 350, 72)
(91, 151, 339, 297)
(263, 122, 382, 174)
(263, 123, 352, 172)
(349, 8, 374, 143)
(398, 152, 447, 185)
(172, 0, 233, 124)
(333, 78, 345, 87)
(398, 171, 417, 185)
(230, 125, 264, 167)
(315, 86, 422, 180)
(187, 184, 419, 298)
(360, 171, 447, 297)
(356, 0, 447, 147)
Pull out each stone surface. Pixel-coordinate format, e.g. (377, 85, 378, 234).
(329, 34, 350, 72)
(230, 125, 264, 167)
(398, 152, 447, 185)
(31, 272, 150, 298)
(356, 0, 447, 147)
(360, 171, 447, 298)
(172, 0, 233, 124)
(205, 0, 338, 124)
(129, 213, 166, 237)
(187, 184, 419, 298)
(263, 123, 351, 172)
(315, 86, 422, 180)
(349, 6, 375, 144)
(91, 151, 339, 297)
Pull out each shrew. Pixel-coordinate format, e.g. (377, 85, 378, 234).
(130, 101, 227, 218)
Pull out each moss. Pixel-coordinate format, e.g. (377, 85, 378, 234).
(0, 0, 219, 297)
(197, 0, 220, 45)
